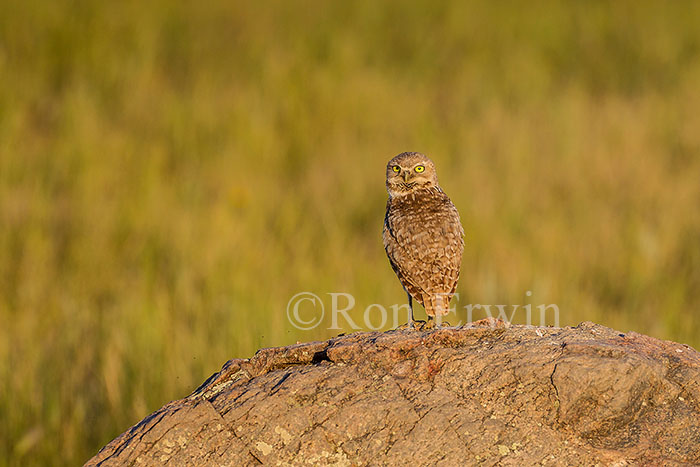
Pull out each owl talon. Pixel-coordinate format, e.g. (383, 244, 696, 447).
(438, 320, 452, 328)
(423, 317, 451, 329)
(397, 320, 426, 331)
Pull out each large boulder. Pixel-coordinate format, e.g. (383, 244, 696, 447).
(86, 320, 700, 466)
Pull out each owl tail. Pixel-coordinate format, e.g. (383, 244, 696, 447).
(424, 293, 452, 317)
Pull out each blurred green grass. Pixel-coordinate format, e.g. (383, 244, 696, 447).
(1, 0, 700, 464)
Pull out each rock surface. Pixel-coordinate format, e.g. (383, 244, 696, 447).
(86, 319, 700, 466)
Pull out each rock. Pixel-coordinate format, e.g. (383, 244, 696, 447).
(86, 319, 700, 466)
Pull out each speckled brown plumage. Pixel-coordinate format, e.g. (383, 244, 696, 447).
(383, 152, 464, 323)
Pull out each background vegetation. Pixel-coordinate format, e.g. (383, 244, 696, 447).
(1, 0, 699, 464)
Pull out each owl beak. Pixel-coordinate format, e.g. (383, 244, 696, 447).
(402, 171, 410, 182)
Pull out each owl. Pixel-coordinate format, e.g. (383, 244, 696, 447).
(383, 152, 464, 328)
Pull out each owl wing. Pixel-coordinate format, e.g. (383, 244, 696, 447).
(383, 207, 427, 304)
(382, 204, 423, 304)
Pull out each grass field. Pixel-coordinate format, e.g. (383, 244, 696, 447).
(1, 1, 700, 464)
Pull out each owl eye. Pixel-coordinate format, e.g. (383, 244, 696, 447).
(414, 165, 425, 173)
(392, 166, 400, 172)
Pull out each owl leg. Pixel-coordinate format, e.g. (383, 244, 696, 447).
(406, 292, 415, 329)
(398, 292, 424, 330)
(423, 295, 449, 329)
(422, 295, 436, 329)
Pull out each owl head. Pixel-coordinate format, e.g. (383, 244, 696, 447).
(385, 152, 439, 197)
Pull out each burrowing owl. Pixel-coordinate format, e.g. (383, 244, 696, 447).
(383, 152, 464, 328)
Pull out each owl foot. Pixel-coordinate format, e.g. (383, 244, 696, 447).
(424, 317, 452, 330)
(397, 320, 426, 331)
